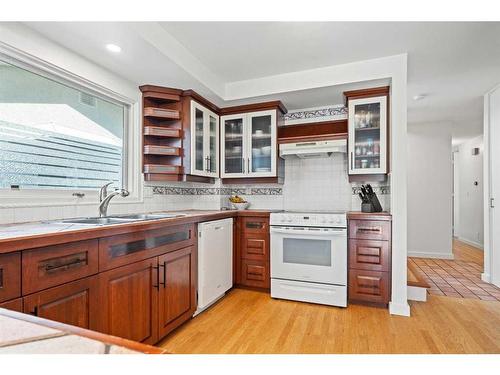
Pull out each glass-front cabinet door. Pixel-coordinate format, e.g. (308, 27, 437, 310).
(348, 95, 387, 175)
(221, 114, 246, 176)
(190, 101, 219, 177)
(248, 110, 276, 177)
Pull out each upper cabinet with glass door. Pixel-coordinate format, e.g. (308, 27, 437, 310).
(190, 101, 219, 178)
(346, 88, 389, 177)
(221, 110, 277, 178)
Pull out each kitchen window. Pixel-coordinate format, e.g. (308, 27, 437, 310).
(0, 58, 129, 193)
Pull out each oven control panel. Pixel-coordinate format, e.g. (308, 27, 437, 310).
(270, 212, 347, 228)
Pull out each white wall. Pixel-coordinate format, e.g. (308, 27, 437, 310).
(408, 122, 453, 259)
(454, 136, 484, 248)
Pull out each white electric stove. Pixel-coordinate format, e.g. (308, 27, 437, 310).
(270, 211, 347, 307)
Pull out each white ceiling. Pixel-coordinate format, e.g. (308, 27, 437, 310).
(22, 22, 500, 144)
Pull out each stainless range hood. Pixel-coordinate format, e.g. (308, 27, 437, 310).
(279, 139, 347, 159)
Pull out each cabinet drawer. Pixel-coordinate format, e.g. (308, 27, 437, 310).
(349, 269, 390, 305)
(0, 252, 21, 303)
(349, 239, 390, 272)
(22, 240, 98, 295)
(241, 217, 269, 235)
(241, 235, 269, 261)
(349, 219, 391, 241)
(99, 224, 195, 271)
(241, 260, 269, 289)
(0, 297, 23, 312)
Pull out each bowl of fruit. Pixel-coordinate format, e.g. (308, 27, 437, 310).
(229, 195, 250, 210)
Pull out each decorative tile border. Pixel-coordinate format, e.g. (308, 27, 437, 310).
(351, 185, 390, 195)
(283, 105, 348, 125)
(152, 186, 282, 196)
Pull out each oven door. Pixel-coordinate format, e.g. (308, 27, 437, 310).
(270, 226, 347, 285)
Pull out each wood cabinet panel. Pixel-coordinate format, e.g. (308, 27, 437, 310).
(98, 258, 159, 344)
(23, 276, 99, 330)
(0, 298, 23, 312)
(22, 240, 98, 295)
(158, 246, 196, 337)
(348, 219, 391, 241)
(241, 236, 268, 261)
(98, 224, 195, 271)
(349, 269, 390, 305)
(241, 260, 270, 289)
(349, 239, 390, 272)
(0, 252, 21, 303)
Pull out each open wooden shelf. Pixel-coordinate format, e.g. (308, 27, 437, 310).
(143, 107, 180, 120)
(143, 164, 184, 174)
(140, 85, 185, 182)
(143, 145, 181, 156)
(144, 126, 182, 138)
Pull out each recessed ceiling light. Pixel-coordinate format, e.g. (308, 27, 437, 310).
(413, 94, 427, 101)
(105, 44, 122, 53)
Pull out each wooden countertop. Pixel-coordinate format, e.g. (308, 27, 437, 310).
(0, 308, 166, 354)
(0, 209, 276, 254)
(347, 211, 392, 221)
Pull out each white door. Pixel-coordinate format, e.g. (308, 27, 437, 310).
(206, 110, 219, 178)
(348, 95, 387, 175)
(247, 110, 276, 177)
(489, 88, 500, 286)
(191, 101, 206, 176)
(191, 101, 219, 177)
(221, 114, 247, 177)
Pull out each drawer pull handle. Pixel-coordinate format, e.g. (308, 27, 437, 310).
(357, 227, 382, 233)
(0, 268, 3, 289)
(41, 252, 88, 275)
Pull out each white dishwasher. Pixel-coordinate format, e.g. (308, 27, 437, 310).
(194, 218, 233, 316)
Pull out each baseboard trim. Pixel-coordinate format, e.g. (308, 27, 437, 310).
(389, 301, 410, 317)
(407, 286, 427, 302)
(407, 251, 454, 259)
(457, 237, 484, 250)
(481, 272, 491, 283)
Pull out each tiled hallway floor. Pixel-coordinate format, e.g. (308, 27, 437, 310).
(409, 240, 500, 301)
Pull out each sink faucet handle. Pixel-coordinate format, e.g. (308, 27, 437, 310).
(99, 182, 114, 202)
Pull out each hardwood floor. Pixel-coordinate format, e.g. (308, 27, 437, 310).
(158, 288, 500, 354)
(453, 238, 484, 265)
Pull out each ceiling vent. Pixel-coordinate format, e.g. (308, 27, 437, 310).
(80, 92, 97, 107)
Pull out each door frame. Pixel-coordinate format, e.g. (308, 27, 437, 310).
(483, 84, 500, 287)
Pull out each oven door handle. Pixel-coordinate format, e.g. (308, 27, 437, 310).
(270, 227, 346, 236)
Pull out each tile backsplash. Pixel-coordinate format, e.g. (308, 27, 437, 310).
(0, 158, 390, 224)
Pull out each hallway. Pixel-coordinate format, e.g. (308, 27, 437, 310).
(408, 240, 500, 300)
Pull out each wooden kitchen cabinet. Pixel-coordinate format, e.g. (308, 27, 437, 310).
(158, 245, 197, 338)
(23, 276, 99, 330)
(0, 298, 23, 312)
(97, 258, 159, 345)
(0, 252, 21, 303)
(347, 213, 392, 306)
(345, 86, 390, 182)
(236, 215, 270, 290)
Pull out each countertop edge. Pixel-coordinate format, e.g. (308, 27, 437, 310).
(0, 210, 273, 253)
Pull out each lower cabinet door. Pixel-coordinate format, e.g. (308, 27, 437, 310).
(158, 246, 196, 338)
(98, 258, 159, 345)
(23, 276, 99, 330)
(0, 297, 23, 312)
(241, 259, 270, 289)
(348, 269, 390, 305)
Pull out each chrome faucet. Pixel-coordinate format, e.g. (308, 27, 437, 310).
(98, 182, 130, 217)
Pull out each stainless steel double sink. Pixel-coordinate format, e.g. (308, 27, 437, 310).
(52, 213, 186, 226)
